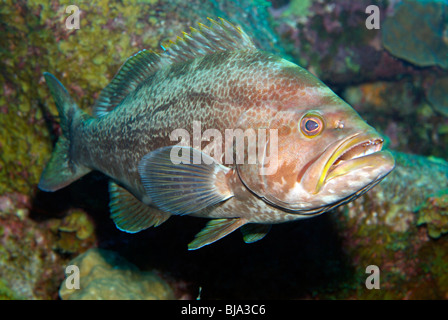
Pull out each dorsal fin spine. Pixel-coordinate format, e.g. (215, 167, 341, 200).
(92, 18, 256, 118)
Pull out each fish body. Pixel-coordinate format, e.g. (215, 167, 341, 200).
(39, 18, 394, 249)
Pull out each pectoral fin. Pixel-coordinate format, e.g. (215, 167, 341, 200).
(240, 224, 271, 243)
(138, 146, 233, 216)
(109, 181, 170, 233)
(188, 218, 247, 250)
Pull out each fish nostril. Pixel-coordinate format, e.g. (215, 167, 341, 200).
(335, 120, 344, 129)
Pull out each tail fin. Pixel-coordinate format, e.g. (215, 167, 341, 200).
(38, 72, 91, 192)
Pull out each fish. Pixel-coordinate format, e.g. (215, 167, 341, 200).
(39, 18, 395, 250)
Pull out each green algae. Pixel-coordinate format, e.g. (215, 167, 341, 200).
(0, 0, 162, 195)
(1, 0, 448, 300)
(282, 0, 312, 18)
(344, 55, 360, 73)
(51, 209, 96, 254)
(318, 151, 448, 299)
(0, 278, 24, 300)
(417, 189, 448, 239)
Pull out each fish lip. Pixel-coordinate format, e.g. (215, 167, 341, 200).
(315, 133, 385, 192)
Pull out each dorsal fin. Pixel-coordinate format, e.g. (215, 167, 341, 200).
(92, 49, 162, 117)
(92, 18, 256, 118)
(160, 17, 256, 65)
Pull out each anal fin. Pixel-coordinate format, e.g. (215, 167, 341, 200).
(188, 218, 246, 250)
(109, 181, 170, 233)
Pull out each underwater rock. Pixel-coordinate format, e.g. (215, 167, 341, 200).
(382, 0, 448, 69)
(271, 0, 418, 85)
(59, 248, 175, 300)
(343, 80, 417, 117)
(417, 190, 448, 239)
(340, 151, 448, 233)
(425, 76, 448, 117)
(333, 151, 448, 299)
(2, 0, 448, 300)
(0, 193, 63, 299)
(50, 209, 97, 255)
(342, 80, 448, 159)
(57, 210, 95, 241)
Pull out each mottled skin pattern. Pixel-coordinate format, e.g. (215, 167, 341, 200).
(69, 47, 393, 225)
(72, 50, 319, 221)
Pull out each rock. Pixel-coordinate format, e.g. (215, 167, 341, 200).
(342, 80, 448, 159)
(59, 248, 175, 300)
(426, 76, 448, 117)
(417, 190, 448, 239)
(271, 0, 418, 85)
(0, 193, 63, 299)
(333, 151, 448, 299)
(382, 0, 448, 69)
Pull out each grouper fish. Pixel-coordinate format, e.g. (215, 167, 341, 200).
(39, 18, 395, 250)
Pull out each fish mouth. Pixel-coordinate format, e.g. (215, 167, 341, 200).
(315, 134, 386, 192)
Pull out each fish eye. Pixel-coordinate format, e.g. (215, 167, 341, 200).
(300, 114, 324, 137)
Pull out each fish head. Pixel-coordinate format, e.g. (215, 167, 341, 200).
(236, 61, 395, 215)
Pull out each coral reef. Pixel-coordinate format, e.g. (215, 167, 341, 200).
(342, 80, 448, 159)
(271, 0, 415, 85)
(0, 193, 63, 299)
(382, 0, 448, 69)
(1, 0, 448, 300)
(50, 209, 97, 254)
(0, 0, 280, 300)
(417, 190, 448, 239)
(332, 151, 448, 299)
(425, 76, 448, 117)
(59, 248, 174, 300)
(0, 279, 23, 300)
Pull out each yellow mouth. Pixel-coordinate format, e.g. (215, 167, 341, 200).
(315, 135, 384, 192)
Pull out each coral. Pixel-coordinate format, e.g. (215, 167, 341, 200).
(51, 209, 97, 254)
(0, 193, 64, 299)
(271, 0, 419, 85)
(426, 76, 448, 117)
(342, 80, 448, 159)
(331, 151, 448, 299)
(59, 248, 175, 300)
(1, 0, 448, 300)
(0, 279, 23, 300)
(58, 210, 95, 241)
(417, 190, 448, 239)
(382, 0, 448, 69)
